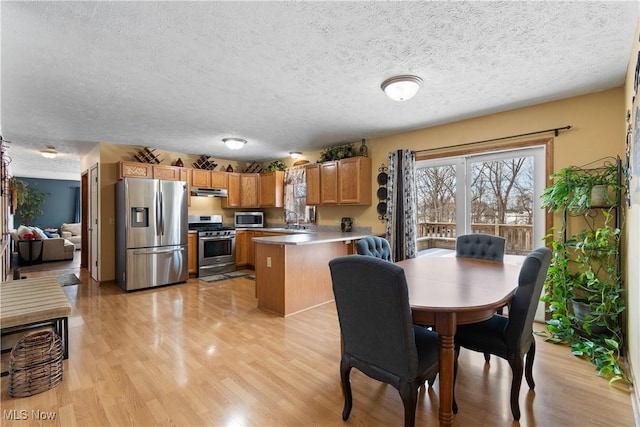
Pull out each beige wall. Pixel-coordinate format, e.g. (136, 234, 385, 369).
(623, 20, 640, 412)
(354, 87, 625, 235)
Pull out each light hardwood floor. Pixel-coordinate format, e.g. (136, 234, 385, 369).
(1, 261, 637, 427)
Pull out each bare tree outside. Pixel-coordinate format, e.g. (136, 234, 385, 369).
(416, 154, 535, 255)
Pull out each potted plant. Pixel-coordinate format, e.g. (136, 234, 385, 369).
(540, 160, 627, 382)
(14, 179, 49, 226)
(541, 163, 620, 214)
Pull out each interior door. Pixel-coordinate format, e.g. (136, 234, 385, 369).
(89, 164, 99, 282)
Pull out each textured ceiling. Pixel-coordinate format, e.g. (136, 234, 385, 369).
(1, 1, 638, 181)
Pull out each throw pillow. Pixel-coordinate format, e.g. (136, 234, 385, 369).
(16, 225, 32, 239)
(33, 227, 48, 240)
(44, 231, 54, 238)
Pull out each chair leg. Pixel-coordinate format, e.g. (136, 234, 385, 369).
(452, 344, 460, 414)
(524, 339, 536, 389)
(340, 356, 353, 421)
(507, 355, 525, 421)
(483, 352, 491, 363)
(398, 381, 418, 427)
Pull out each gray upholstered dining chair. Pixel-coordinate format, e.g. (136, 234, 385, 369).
(355, 235, 393, 262)
(455, 233, 506, 262)
(456, 233, 508, 345)
(453, 247, 552, 421)
(329, 255, 440, 427)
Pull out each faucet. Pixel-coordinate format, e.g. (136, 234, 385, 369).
(284, 209, 299, 229)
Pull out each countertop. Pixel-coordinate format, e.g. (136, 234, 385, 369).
(252, 230, 372, 246)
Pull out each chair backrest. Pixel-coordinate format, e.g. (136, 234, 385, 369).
(455, 233, 506, 262)
(329, 255, 417, 379)
(355, 236, 393, 262)
(504, 247, 552, 346)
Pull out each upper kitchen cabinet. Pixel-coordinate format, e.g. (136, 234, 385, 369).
(223, 173, 259, 208)
(192, 169, 228, 189)
(120, 161, 153, 179)
(119, 161, 185, 181)
(211, 171, 228, 189)
(259, 171, 284, 208)
(223, 173, 241, 208)
(305, 164, 321, 206)
(338, 157, 371, 205)
(305, 157, 371, 206)
(153, 165, 182, 181)
(191, 169, 211, 188)
(320, 161, 339, 205)
(240, 174, 259, 207)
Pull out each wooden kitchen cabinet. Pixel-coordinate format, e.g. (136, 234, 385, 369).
(235, 230, 248, 267)
(259, 171, 284, 207)
(305, 164, 321, 205)
(211, 171, 228, 189)
(191, 169, 211, 188)
(240, 174, 259, 207)
(119, 161, 153, 179)
(247, 231, 260, 268)
(320, 161, 339, 205)
(223, 173, 241, 208)
(338, 156, 371, 205)
(152, 165, 182, 181)
(306, 157, 371, 206)
(188, 232, 197, 275)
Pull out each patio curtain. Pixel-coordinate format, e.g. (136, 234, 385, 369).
(385, 150, 417, 261)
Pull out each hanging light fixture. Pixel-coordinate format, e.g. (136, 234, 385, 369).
(289, 152, 302, 159)
(41, 146, 58, 159)
(222, 138, 247, 150)
(381, 75, 423, 101)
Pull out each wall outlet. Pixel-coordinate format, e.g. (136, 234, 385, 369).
(267, 257, 271, 268)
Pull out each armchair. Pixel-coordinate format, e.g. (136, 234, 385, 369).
(60, 223, 81, 250)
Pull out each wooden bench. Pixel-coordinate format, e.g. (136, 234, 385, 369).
(1, 276, 72, 376)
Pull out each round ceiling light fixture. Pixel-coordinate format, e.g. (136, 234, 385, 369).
(223, 138, 247, 150)
(381, 75, 423, 101)
(289, 152, 302, 159)
(41, 146, 58, 159)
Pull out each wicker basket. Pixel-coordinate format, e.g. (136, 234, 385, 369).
(8, 330, 64, 397)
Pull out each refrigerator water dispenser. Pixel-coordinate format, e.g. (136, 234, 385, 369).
(131, 207, 149, 227)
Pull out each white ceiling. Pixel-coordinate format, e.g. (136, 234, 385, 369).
(2, 1, 638, 181)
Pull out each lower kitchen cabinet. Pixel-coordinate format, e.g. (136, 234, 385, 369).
(188, 233, 197, 275)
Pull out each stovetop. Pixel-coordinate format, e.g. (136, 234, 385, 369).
(188, 214, 235, 233)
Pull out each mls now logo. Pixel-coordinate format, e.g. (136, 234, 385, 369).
(3, 410, 28, 420)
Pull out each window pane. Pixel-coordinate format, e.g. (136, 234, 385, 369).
(469, 156, 534, 254)
(416, 164, 457, 246)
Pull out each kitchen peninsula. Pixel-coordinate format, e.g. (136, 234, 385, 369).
(253, 231, 372, 316)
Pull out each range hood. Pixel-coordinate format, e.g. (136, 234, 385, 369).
(190, 187, 228, 198)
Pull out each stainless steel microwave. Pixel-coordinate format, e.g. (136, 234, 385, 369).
(234, 212, 264, 228)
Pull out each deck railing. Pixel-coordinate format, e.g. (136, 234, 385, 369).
(416, 222, 533, 255)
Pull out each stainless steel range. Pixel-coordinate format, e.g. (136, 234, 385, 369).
(188, 214, 236, 277)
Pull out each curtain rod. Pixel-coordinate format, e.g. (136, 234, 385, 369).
(415, 125, 572, 154)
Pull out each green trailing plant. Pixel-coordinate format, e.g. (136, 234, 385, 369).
(318, 143, 356, 162)
(541, 163, 620, 215)
(14, 179, 49, 226)
(542, 184, 629, 382)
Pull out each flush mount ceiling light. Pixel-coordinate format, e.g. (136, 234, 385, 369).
(41, 146, 58, 159)
(381, 75, 423, 101)
(289, 152, 302, 159)
(223, 138, 247, 150)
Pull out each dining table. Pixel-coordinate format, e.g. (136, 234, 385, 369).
(396, 256, 522, 427)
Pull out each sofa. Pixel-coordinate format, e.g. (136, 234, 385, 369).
(60, 223, 81, 250)
(11, 225, 75, 263)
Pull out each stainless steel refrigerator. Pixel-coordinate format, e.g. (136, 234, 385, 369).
(116, 178, 188, 291)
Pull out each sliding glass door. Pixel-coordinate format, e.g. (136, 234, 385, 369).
(415, 146, 546, 255)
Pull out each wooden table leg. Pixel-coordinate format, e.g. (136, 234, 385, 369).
(435, 312, 457, 427)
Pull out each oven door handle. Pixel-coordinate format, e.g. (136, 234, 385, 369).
(199, 235, 236, 242)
